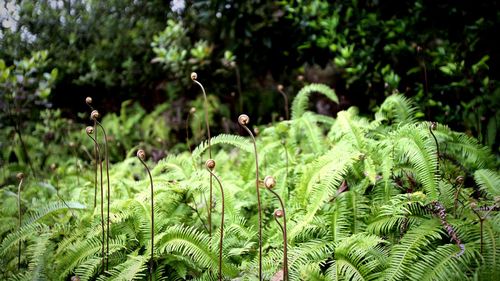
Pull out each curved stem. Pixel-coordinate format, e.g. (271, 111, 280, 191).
(17, 177, 23, 270)
(96, 121, 111, 270)
(87, 133, 105, 272)
(206, 168, 225, 281)
(278, 89, 289, 120)
(138, 157, 154, 281)
(267, 188, 288, 281)
(429, 123, 440, 173)
(241, 124, 262, 280)
(93, 120, 98, 209)
(193, 79, 213, 237)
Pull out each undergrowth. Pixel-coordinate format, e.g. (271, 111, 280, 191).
(0, 83, 499, 281)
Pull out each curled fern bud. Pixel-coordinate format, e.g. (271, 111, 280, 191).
(90, 110, 100, 120)
(470, 202, 477, 209)
(297, 75, 304, 82)
(264, 176, 276, 189)
(431, 122, 437, 130)
(205, 159, 216, 171)
(190, 72, 198, 80)
(274, 209, 284, 218)
(50, 163, 57, 171)
(137, 149, 146, 161)
(277, 84, 284, 92)
(85, 97, 92, 105)
(456, 176, 464, 184)
(189, 107, 196, 114)
(16, 172, 24, 180)
(238, 114, 250, 125)
(85, 126, 94, 135)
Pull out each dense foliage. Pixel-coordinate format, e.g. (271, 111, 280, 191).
(1, 83, 498, 280)
(1, 1, 498, 149)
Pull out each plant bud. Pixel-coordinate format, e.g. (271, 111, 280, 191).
(274, 209, 284, 218)
(431, 122, 437, 130)
(189, 107, 196, 114)
(264, 176, 276, 189)
(90, 110, 100, 120)
(238, 114, 250, 125)
(137, 149, 146, 161)
(456, 176, 464, 184)
(16, 172, 24, 180)
(205, 159, 216, 170)
(85, 97, 92, 105)
(85, 126, 94, 135)
(190, 72, 198, 80)
(277, 84, 284, 92)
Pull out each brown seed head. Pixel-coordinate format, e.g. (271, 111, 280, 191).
(190, 72, 198, 80)
(85, 126, 94, 135)
(16, 172, 24, 180)
(137, 149, 146, 161)
(238, 114, 250, 126)
(274, 209, 284, 218)
(456, 176, 464, 185)
(264, 176, 276, 189)
(90, 110, 100, 120)
(205, 159, 216, 170)
(431, 122, 437, 130)
(85, 97, 92, 105)
(277, 84, 284, 92)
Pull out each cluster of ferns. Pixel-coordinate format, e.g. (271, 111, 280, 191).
(1, 82, 499, 281)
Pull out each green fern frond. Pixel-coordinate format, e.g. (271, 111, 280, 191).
(291, 83, 338, 119)
(410, 243, 477, 281)
(375, 94, 417, 124)
(23, 201, 86, 226)
(328, 233, 387, 281)
(0, 222, 47, 256)
(382, 220, 442, 281)
(192, 134, 252, 162)
(391, 124, 439, 201)
(97, 253, 148, 281)
(474, 169, 500, 198)
(156, 225, 239, 277)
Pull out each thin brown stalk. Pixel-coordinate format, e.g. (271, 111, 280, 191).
(264, 176, 289, 281)
(137, 150, 154, 281)
(277, 85, 289, 120)
(96, 121, 111, 270)
(191, 73, 213, 237)
(85, 98, 98, 209)
(16, 173, 24, 270)
(86, 127, 105, 272)
(205, 159, 225, 281)
(238, 114, 263, 280)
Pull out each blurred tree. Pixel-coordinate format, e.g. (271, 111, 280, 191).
(1, 0, 174, 112)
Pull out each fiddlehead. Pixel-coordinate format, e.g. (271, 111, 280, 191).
(205, 159, 225, 281)
(191, 72, 213, 237)
(137, 149, 155, 281)
(238, 114, 263, 280)
(263, 176, 289, 281)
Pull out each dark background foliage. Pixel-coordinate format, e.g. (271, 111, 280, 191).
(1, 0, 499, 151)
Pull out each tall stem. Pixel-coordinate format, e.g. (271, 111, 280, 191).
(137, 150, 154, 281)
(192, 73, 213, 237)
(238, 115, 262, 280)
(17, 174, 24, 270)
(206, 160, 225, 281)
(97, 121, 111, 270)
(268, 189, 289, 281)
(87, 130, 105, 272)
